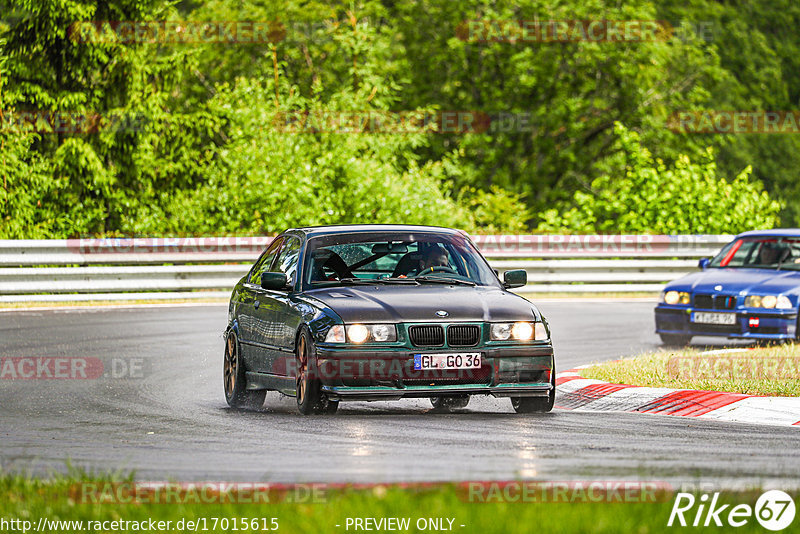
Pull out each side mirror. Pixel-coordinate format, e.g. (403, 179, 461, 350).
(503, 269, 527, 289)
(261, 272, 289, 290)
(698, 258, 710, 270)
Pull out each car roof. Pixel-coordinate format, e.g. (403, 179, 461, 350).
(287, 224, 467, 238)
(735, 228, 800, 239)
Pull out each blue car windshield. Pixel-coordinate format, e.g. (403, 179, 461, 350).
(303, 232, 501, 289)
(709, 237, 800, 270)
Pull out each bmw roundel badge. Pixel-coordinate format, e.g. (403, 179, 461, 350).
(435, 310, 449, 317)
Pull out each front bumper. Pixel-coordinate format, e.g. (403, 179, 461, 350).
(314, 343, 554, 401)
(655, 305, 798, 340)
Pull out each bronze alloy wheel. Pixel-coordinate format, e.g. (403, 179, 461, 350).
(223, 334, 237, 399)
(223, 330, 266, 409)
(295, 327, 338, 415)
(297, 335, 308, 406)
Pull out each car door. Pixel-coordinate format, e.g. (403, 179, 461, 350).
(239, 237, 282, 371)
(251, 236, 303, 376)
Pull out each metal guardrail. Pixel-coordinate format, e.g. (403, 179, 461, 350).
(0, 235, 732, 301)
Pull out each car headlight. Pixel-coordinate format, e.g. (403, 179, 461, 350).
(745, 295, 793, 309)
(490, 322, 547, 341)
(662, 291, 690, 305)
(324, 325, 345, 343)
(323, 324, 398, 343)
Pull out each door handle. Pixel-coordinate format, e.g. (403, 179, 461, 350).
(254, 301, 260, 309)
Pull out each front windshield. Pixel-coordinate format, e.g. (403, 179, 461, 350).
(709, 237, 800, 270)
(303, 231, 500, 289)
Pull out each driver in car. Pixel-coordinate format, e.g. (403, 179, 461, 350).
(417, 245, 450, 273)
(758, 242, 781, 265)
(392, 245, 452, 278)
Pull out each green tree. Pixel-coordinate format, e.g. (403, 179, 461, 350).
(148, 22, 481, 234)
(538, 123, 781, 234)
(386, 0, 726, 219)
(0, 0, 219, 236)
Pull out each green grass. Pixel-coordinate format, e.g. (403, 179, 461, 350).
(581, 344, 800, 396)
(0, 474, 789, 533)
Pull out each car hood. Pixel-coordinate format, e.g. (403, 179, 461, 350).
(666, 268, 800, 295)
(306, 285, 541, 323)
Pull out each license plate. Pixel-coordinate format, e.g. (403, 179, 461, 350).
(691, 312, 737, 325)
(413, 353, 481, 370)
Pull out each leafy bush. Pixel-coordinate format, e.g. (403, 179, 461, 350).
(538, 123, 781, 234)
(148, 21, 524, 235)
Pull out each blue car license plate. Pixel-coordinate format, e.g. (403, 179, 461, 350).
(413, 353, 481, 370)
(691, 312, 737, 325)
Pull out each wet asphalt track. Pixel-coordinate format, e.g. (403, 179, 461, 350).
(0, 301, 798, 487)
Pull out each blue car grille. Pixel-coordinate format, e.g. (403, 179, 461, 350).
(694, 294, 736, 310)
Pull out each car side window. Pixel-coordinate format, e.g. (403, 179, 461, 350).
(249, 237, 283, 286)
(272, 237, 302, 286)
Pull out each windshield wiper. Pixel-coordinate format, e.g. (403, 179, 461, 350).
(337, 277, 418, 285)
(415, 276, 476, 286)
(337, 277, 387, 285)
(380, 277, 420, 284)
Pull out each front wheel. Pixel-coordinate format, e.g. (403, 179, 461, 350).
(296, 327, 339, 415)
(659, 333, 692, 347)
(224, 330, 267, 409)
(511, 365, 555, 414)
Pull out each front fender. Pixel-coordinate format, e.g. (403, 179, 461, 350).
(291, 295, 344, 345)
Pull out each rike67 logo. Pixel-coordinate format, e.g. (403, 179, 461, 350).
(668, 490, 796, 531)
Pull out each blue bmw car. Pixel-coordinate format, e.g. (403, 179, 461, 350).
(655, 229, 800, 345)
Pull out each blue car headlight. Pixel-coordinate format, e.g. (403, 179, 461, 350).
(744, 295, 792, 309)
(662, 291, 690, 305)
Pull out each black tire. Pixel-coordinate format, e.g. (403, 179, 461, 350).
(296, 327, 339, 415)
(794, 312, 800, 343)
(511, 363, 555, 414)
(659, 333, 692, 347)
(430, 395, 470, 412)
(224, 330, 267, 409)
